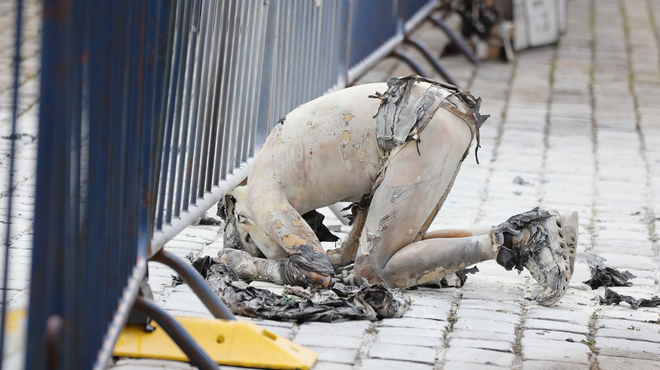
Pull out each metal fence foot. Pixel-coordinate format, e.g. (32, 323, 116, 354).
(403, 38, 460, 87)
(132, 297, 218, 370)
(430, 16, 479, 65)
(150, 249, 235, 320)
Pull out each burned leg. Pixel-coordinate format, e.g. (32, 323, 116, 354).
(380, 235, 496, 288)
(422, 226, 492, 239)
(354, 108, 476, 284)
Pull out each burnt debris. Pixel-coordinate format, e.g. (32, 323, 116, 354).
(599, 288, 660, 309)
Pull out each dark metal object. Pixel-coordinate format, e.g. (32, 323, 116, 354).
(390, 50, 431, 79)
(430, 15, 479, 65)
(151, 249, 236, 320)
(132, 297, 219, 370)
(26, 0, 170, 369)
(0, 0, 22, 368)
(404, 37, 460, 87)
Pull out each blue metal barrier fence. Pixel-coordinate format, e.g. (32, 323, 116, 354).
(16, 0, 463, 369)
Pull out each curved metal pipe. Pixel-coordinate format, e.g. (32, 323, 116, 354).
(151, 249, 236, 320)
(430, 16, 479, 65)
(390, 49, 430, 79)
(403, 38, 459, 87)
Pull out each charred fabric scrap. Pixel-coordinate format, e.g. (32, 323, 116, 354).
(583, 266, 635, 289)
(189, 257, 477, 322)
(581, 255, 636, 290)
(599, 288, 660, 310)
(200, 260, 410, 322)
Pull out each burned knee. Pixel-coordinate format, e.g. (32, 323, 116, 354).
(281, 245, 334, 288)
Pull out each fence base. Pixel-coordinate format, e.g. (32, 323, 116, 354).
(114, 315, 317, 370)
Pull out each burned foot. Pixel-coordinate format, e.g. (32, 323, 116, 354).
(492, 208, 578, 306)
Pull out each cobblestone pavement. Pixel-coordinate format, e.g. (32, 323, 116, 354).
(3, 0, 660, 369)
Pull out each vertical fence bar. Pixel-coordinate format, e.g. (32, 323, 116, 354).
(182, 0, 206, 209)
(213, 0, 237, 184)
(190, 0, 215, 205)
(254, 0, 279, 152)
(173, 0, 199, 215)
(0, 0, 22, 367)
(160, 0, 185, 226)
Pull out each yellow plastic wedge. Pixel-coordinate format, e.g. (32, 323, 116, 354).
(114, 316, 317, 370)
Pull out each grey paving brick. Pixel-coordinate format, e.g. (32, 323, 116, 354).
(525, 306, 591, 325)
(449, 338, 512, 352)
(402, 305, 450, 321)
(359, 358, 433, 370)
(455, 308, 520, 325)
(598, 355, 660, 370)
(522, 346, 590, 365)
(600, 309, 660, 323)
(444, 347, 515, 367)
(521, 337, 591, 352)
(368, 343, 436, 364)
(523, 319, 589, 335)
(458, 299, 521, 314)
(453, 318, 517, 335)
(595, 328, 660, 343)
(447, 330, 516, 343)
(293, 334, 363, 349)
(305, 346, 358, 365)
(522, 360, 590, 370)
(443, 361, 503, 370)
(377, 327, 445, 339)
(522, 329, 587, 343)
(379, 317, 448, 330)
(297, 323, 367, 338)
(311, 362, 353, 370)
(376, 333, 444, 348)
(596, 337, 660, 355)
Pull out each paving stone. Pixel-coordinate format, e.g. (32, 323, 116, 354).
(525, 306, 591, 325)
(452, 318, 516, 335)
(311, 362, 353, 370)
(377, 327, 444, 339)
(455, 308, 520, 325)
(293, 334, 363, 349)
(597, 318, 660, 333)
(595, 328, 660, 343)
(596, 337, 660, 355)
(359, 359, 433, 370)
(523, 319, 589, 335)
(458, 299, 521, 314)
(307, 320, 372, 330)
(522, 346, 590, 364)
(447, 329, 516, 343)
(521, 337, 591, 351)
(522, 360, 590, 370)
(380, 317, 448, 330)
(305, 346, 357, 365)
(403, 305, 450, 321)
(600, 309, 660, 323)
(522, 329, 587, 343)
(368, 343, 436, 364)
(443, 361, 503, 370)
(376, 333, 443, 348)
(112, 359, 193, 369)
(598, 355, 660, 370)
(444, 347, 515, 367)
(297, 323, 367, 338)
(449, 338, 512, 352)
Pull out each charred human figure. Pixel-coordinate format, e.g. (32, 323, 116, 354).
(219, 76, 578, 306)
